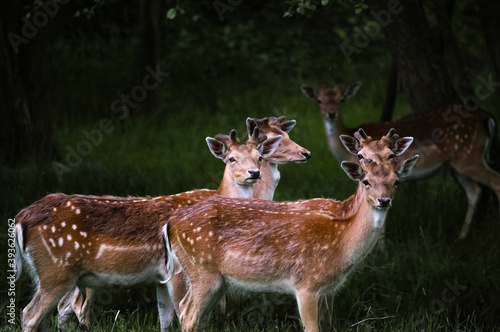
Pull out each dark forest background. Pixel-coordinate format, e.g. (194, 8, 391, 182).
(1, 0, 499, 331)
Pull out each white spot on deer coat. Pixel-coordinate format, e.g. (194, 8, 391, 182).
(72, 224, 77, 230)
(58, 237, 64, 246)
(76, 209, 81, 214)
(80, 231, 87, 237)
(61, 222, 66, 227)
(75, 242, 80, 250)
(67, 235, 72, 241)
(51, 226, 56, 233)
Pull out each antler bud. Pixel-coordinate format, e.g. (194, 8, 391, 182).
(214, 129, 240, 147)
(354, 128, 370, 142)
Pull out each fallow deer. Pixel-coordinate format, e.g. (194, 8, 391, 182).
(164, 129, 419, 332)
(14, 128, 281, 332)
(301, 83, 500, 240)
(167, 116, 312, 321)
(247, 116, 312, 200)
(58, 116, 311, 331)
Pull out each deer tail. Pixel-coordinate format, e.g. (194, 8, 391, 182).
(160, 223, 181, 284)
(14, 223, 25, 282)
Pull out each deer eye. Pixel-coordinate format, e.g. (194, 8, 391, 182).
(357, 154, 364, 160)
(229, 157, 236, 163)
(394, 179, 400, 186)
(388, 154, 396, 160)
(362, 180, 370, 186)
(259, 156, 263, 162)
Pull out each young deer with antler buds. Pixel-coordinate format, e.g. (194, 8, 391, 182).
(14, 128, 281, 332)
(166, 116, 311, 321)
(164, 129, 419, 332)
(247, 116, 311, 200)
(302, 83, 500, 240)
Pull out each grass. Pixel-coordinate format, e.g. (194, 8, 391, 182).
(2, 48, 500, 331)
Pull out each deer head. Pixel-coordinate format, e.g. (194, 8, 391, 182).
(301, 83, 361, 122)
(206, 128, 282, 186)
(246, 116, 311, 164)
(340, 128, 419, 209)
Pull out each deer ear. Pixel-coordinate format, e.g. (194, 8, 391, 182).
(281, 120, 296, 133)
(339, 135, 361, 155)
(398, 155, 419, 177)
(341, 161, 365, 181)
(259, 135, 282, 158)
(343, 82, 361, 98)
(301, 85, 318, 100)
(206, 137, 227, 161)
(393, 137, 414, 156)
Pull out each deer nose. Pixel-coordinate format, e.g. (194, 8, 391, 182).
(248, 170, 261, 179)
(378, 198, 391, 207)
(302, 151, 312, 160)
(327, 111, 336, 120)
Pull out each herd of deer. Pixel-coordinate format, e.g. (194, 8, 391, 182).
(13, 84, 500, 332)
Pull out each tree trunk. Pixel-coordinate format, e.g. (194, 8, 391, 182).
(430, 0, 475, 98)
(379, 0, 460, 114)
(380, 59, 398, 121)
(478, 0, 500, 85)
(139, 0, 160, 113)
(0, 4, 56, 165)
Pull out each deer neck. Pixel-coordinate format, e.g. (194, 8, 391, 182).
(216, 170, 254, 199)
(252, 160, 280, 200)
(323, 114, 352, 161)
(340, 183, 386, 268)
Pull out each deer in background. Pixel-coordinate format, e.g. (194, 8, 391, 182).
(302, 83, 500, 240)
(14, 128, 281, 332)
(164, 129, 419, 332)
(247, 116, 312, 200)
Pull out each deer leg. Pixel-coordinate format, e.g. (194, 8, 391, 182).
(169, 270, 189, 318)
(179, 273, 224, 332)
(296, 289, 320, 332)
(57, 288, 78, 332)
(76, 288, 94, 331)
(453, 158, 500, 238)
(156, 284, 175, 332)
(453, 172, 482, 240)
(23, 281, 74, 332)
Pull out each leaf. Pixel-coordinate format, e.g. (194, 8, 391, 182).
(355, 7, 362, 14)
(166, 8, 176, 20)
(321, 0, 329, 5)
